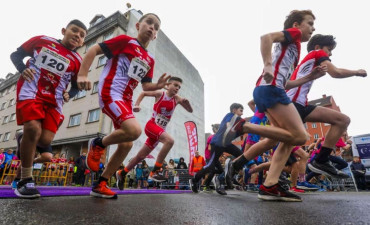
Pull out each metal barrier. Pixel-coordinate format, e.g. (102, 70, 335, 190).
(324, 166, 358, 192)
(36, 162, 69, 186)
(0, 160, 20, 184)
(159, 169, 193, 189)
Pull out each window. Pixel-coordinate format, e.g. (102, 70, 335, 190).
(3, 116, 9, 124)
(3, 132, 11, 142)
(75, 90, 86, 99)
(0, 91, 3, 97)
(6, 88, 10, 94)
(9, 113, 16, 122)
(68, 114, 81, 127)
(13, 85, 16, 91)
(1, 102, 6, 110)
(97, 56, 108, 67)
(8, 98, 15, 107)
(92, 82, 99, 94)
(0, 134, 2, 141)
(103, 31, 114, 41)
(87, 108, 100, 123)
(311, 123, 317, 128)
(313, 134, 319, 139)
(85, 40, 96, 53)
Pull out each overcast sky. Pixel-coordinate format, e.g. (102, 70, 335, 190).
(1, 0, 369, 136)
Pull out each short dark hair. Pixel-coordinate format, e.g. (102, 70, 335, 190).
(230, 103, 243, 112)
(67, 19, 87, 32)
(169, 76, 182, 83)
(307, 34, 337, 52)
(139, 13, 161, 23)
(284, 10, 315, 29)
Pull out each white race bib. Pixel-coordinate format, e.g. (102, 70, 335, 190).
(35, 47, 70, 77)
(155, 114, 169, 128)
(127, 57, 150, 82)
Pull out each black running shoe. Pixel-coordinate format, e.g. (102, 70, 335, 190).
(215, 175, 227, 195)
(258, 183, 302, 202)
(308, 160, 349, 179)
(226, 162, 239, 188)
(224, 158, 234, 189)
(116, 169, 127, 190)
(14, 178, 40, 199)
(149, 173, 167, 182)
(216, 184, 227, 195)
(222, 115, 245, 146)
(189, 178, 199, 193)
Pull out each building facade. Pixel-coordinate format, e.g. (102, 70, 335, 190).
(0, 9, 205, 166)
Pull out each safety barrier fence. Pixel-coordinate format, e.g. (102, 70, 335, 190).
(0, 160, 20, 185)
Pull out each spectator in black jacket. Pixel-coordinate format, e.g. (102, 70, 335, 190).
(350, 157, 367, 190)
(75, 153, 87, 186)
(177, 157, 187, 169)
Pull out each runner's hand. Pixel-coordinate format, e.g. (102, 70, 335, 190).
(133, 105, 141, 112)
(77, 76, 91, 90)
(21, 68, 36, 82)
(262, 65, 274, 84)
(156, 73, 171, 89)
(309, 65, 327, 80)
(63, 90, 70, 102)
(356, 69, 367, 77)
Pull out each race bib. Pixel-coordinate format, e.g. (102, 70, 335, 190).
(127, 57, 150, 82)
(35, 47, 70, 77)
(155, 114, 169, 128)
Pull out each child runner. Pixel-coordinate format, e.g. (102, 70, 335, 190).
(285, 34, 366, 177)
(225, 10, 318, 202)
(189, 103, 244, 195)
(77, 13, 171, 198)
(115, 76, 193, 189)
(10, 20, 87, 198)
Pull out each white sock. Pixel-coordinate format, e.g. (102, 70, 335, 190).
(21, 167, 33, 180)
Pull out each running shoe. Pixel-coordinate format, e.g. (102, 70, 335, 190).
(202, 186, 213, 193)
(290, 186, 305, 193)
(116, 169, 127, 190)
(14, 178, 40, 199)
(247, 184, 259, 192)
(258, 183, 302, 202)
(12, 179, 20, 190)
(215, 175, 227, 195)
(296, 181, 319, 191)
(226, 161, 237, 189)
(222, 115, 246, 146)
(308, 160, 349, 179)
(86, 138, 105, 172)
(189, 178, 199, 193)
(90, 181, 117, 199)
(149, 172, 167, 182)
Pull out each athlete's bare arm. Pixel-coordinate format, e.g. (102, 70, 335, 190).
(142, 73, 171, 91)
(77, 44, 104, 90)
(321, 60, 367, 78)
(260, 31, 286, 83)
(133, 90, 162, 112)
(285, 65, 328, 90)
(176, 96, 193, 113)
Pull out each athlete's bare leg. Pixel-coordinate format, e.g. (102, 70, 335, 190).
(102, 118, 142, 146)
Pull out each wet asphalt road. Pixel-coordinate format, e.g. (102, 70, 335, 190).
(1, 191, 370, 225)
